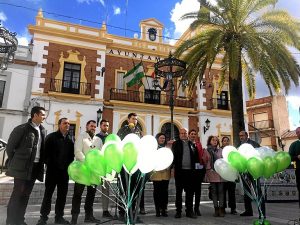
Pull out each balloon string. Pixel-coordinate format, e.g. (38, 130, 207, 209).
(133, 173, 146, 223)
(116, 174, 127, 206)
(240, 174, 255, 201)
(129, 172, 143, 204)
(254, 179, 264, 221)
(95, 187, 125, 210)
(124, 172, 133, 225)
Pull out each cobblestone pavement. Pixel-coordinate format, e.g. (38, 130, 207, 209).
(0, 201, 299, 225)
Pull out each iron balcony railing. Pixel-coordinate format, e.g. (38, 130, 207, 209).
(110, 88, 195, 108)
(207, 98, 231, 110)
(249, 120, 274, 130)
(49, 79, 91, 95)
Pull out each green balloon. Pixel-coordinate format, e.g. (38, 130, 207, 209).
(263, 156, 277, 178)
(275, 152, 291, 172)
(253, 219, 271, 225)
(90, 172, 102, 186)
(253, 219, 260, 225)
(123, 142, 138, 173)
(105, 134, 121, 143)
(247, 157, 264, 179)
(85, 149, 107, 176)
(106, 165, 113, 174)
(68, 161, 91, 186)
(228, 151, 247, 173)
(104, 142, 123, 173)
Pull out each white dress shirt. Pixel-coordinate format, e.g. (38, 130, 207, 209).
(75, 132, 103, 162)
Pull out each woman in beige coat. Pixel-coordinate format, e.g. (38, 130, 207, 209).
(204, 135, 225, 217)
(151, 133, 171, 217)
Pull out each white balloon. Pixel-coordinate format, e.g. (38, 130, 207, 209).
(123, 133, 140, 144)
(154, 147, 174, 171)
(238, 143, 260, 160)
(137, 146, 157, 173)
(222, 145, 238, 162)
(256, 146, 276, 159)
(214, 159, 238, 182)
(139, 135, 158, 151)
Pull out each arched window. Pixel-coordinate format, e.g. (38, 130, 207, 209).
(161, 122, 179, 141)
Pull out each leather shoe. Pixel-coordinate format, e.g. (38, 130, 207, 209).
(174, 212, 181, 218)
(55, 217, 70, 224)
(231, 209, 238, 215)
(139, 208, 147, 215)
(186, 212, 197, 219)
(195, 209, 201, 216)
(84, 215, 101, 223)
(36, 218, 47, 225)
(240, 211, 253, 216)
(161, 209, 168, 217)
(102, 211, 113, 218)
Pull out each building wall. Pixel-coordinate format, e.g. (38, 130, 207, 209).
(246, 95, 290, 150)
(0, 46, 36, 140)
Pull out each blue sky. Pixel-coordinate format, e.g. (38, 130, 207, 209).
(1, 0, 300, 130)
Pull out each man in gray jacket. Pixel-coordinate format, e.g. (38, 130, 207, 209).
(6, 106, 46, 225)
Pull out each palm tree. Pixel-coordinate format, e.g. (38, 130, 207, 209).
(174, 0, 300, 146)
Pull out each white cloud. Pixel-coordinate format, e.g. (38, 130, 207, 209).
(77, 0, 105, 6)
(287, 96, 300, 110)
(18, 37, 29, 46)
(113, 6, 121, 15)
(17, 29, 31, 46)
(0, 11, 7, 22)
(170, 0, 200, 42)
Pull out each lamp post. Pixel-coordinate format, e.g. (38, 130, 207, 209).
(153, 53, 187, 140)
(96, 108, 103, 127)
(0, 22, 18, 70)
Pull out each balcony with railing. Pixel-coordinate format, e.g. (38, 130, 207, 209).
(49, 79, 91, 96)
(248, 120, 274, 131)
(110, 88, 195, 108)
(207, 98, 231, 110)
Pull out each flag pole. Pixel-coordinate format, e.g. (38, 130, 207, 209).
(141, 60, 151, 90)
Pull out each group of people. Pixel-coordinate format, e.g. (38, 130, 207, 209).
(5, 106, 298, 225)
(169, 129, 265, 219)
(5, 106, 114, 225)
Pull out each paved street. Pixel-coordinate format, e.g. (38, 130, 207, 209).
(0, 201, 299, 225)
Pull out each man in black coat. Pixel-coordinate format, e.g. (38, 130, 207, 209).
(116, 113, 144, 223)
(172, 128, 199, 219)
(6, 106, 46, 225)
(36, 118, 74, 225)
(239, 130, 265, 219)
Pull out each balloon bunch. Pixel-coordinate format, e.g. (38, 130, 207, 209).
(68, 133, 173, 225)
(214, 144, 291, 225)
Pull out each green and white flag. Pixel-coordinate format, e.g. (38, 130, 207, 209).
(124, 62, 145, 87)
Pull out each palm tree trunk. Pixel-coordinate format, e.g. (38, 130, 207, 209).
(229, 60, 245, 147)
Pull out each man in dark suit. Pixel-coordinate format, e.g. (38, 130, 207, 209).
(6, 106, 46, 225)
(36, 118, 74, 225)
(172, 128, 199, 219)
(239, 130, 265, 219)
(117, 113, 144, 223)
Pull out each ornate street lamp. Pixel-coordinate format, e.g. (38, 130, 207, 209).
(96, 108, 103, 127)
(0, 22, 18, 70)
(153, 53, 187, 140)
